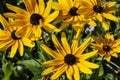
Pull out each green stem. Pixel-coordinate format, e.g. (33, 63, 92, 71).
(25, 49, 42, 66)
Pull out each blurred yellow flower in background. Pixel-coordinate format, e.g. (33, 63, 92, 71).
(79, 0, 118, 30)
(91, 32, 120, 62)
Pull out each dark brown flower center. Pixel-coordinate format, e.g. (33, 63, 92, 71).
(30, 13, 43, 25)
(64, 54, 76, 65)
(11, 30, 21, 40)
(69, 7, 78, 16)
(93, 5, 103, 13)
(103, 45, 111, 51)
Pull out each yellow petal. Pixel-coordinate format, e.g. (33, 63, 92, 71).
(51, 64, 68, 80)
(73, 65, 80, 80)
(111, 53, 118, 58)
(42, 67, 57, 75)
(6, 3, 28, 15)
(4, 13, 29, 20)
(71, 29, 81, 53)
(77, 63, 92, 74)
(66, 0, 73, 8)
(59, 22, 69, 30)
(18, 40, 24, 56)
(43, 23, 60, 32)
(42, 60, 64, 66)
(101, 21, 109, 30)
(38, 0, 45, 14)
(106, 2, 116, 8)
(45, 11, 59, 23)
(22, 37, 35, 47)
(0, 39, 13, 49)
(81, 60, 99, 69)
(96, 13, 103, 22)
(105, 56, 111, 62)
(75, 37, 92, 55)
(105, 32, 111, 39)
(0, 15, 12, 32)
(66, 66, 73, 80)
(58, 0, 70, 10)
(52, 34, 66, 56)
(43, 0, 52, 17)
(10, 41, 18, 58)
(103, 13, 118, 21)
(23, 0, 33, 13)
(80, 50, 98, 59)
(41, 44, 61, 58)
(61, 32, 71, 54)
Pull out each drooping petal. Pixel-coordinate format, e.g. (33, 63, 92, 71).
(10, 41, 18, 58)
(51, 64, 68, 80)
(73, 65, 80, 80)
(105, 55, 111, 62)
(61, 32, 71, 54)
(66, 66, 73, 80)
(101, 21, 109, 30)
(96, 13, 103, 22)
(18, 40, 24, 56)
(0, 39, 13, 50)
(22, 37, 35, 47)
(42, 67, 57, 75)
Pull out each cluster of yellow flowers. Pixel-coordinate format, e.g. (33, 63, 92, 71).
(0, 0, 120, 80)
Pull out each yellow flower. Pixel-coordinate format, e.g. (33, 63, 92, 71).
(80, 0, 118, 30)
(0, 15, 35, 58)
(41, 30, 99, 80)
(91, 32, 120, 62)
(4, 0, 59, 40)
(53, 0, 96, 31)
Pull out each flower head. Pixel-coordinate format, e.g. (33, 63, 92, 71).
(0, 15, 35, 58)
(41, 30, 99, 80)
(91, 32, 120, 62)
(53, 0, 96, 31)
(4, 0, 60, 40)
(80, 0, 118, 30)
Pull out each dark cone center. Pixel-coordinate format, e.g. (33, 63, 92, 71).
(64, 54, 76, 65)
(93, 5, 103, 13)
(69, 7, 78, 16)
(11, 30, 21, 40)
(103, 45, 111, 51)
(30, 13, 43, 25)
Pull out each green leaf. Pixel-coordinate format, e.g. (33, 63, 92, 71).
(2, 62, 14, 80)
(21, 59, 44, 75)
